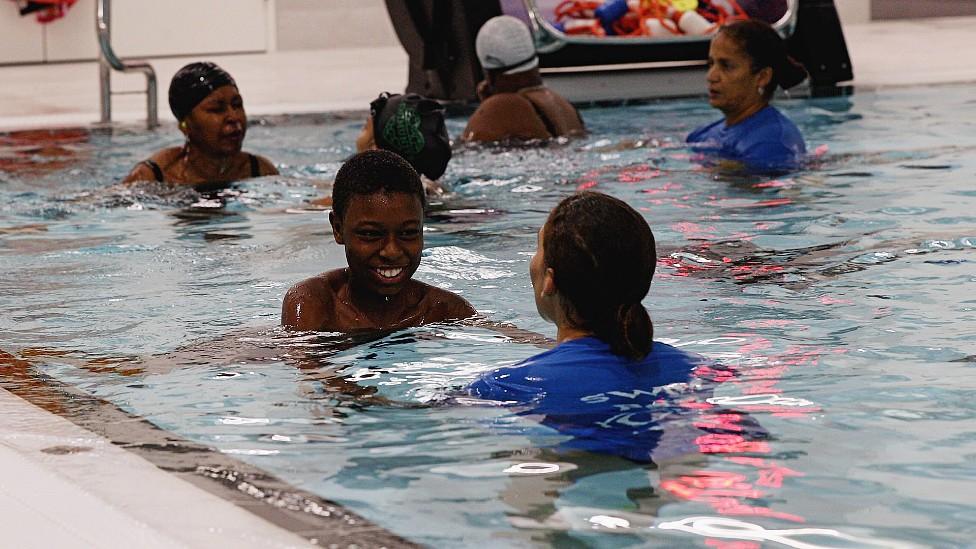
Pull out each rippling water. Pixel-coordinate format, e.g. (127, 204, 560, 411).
(1, 84, 975, 547)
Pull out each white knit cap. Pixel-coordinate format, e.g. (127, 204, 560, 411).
(475, 16, 539, 75)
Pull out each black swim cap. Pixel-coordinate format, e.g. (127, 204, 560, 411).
(371, 93, 452, 180)
(168, 62, 237, 122)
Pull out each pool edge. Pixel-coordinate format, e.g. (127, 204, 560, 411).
(0, 352, 421, 549)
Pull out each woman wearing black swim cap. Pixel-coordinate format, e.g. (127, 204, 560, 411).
(124, 62, 277, 186)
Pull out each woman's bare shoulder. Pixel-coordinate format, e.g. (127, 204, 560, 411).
(249, 153, 279, 176)
(148, 147, 184, 166)
(122, 147, 182, 184)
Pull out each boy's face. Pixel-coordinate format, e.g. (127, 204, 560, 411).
(331, 191, 424, 298)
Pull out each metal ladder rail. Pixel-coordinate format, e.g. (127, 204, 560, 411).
(96, 0, 158, 129)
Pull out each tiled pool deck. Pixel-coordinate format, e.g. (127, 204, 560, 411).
(2, 14, 975, 549)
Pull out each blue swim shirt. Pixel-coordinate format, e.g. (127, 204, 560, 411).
(467, 337, 721, 462)
(686, 106, 806, 173)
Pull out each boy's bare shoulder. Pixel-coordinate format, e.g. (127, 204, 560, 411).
(414, 281, 477, 322)
(281, 270, 346, 330)
(290, 270, 341, 289)
(284, 270, 347, 305)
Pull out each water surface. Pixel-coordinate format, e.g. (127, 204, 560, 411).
(1, 84, 974, 548)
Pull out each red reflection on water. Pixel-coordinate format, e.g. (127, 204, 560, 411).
(662, 336, 829, 528)
(706, 539, 760, 549)
(0, 128, 90, 175)
(618, 165, 662, 183)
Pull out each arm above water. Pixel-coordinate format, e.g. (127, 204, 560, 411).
(464, 316, 554, 348)
(413, 285, 553, 347)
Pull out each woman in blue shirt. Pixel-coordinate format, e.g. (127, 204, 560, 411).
(687, 20, 808, 173)
(468, 192, 726, 462)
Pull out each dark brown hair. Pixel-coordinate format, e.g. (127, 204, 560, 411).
(543, 192, 656, 360)
(720, 20, 807, 99)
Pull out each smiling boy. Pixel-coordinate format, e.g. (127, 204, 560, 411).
(281, 150, 476, 332)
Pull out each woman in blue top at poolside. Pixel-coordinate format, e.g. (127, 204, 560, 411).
(687, 20, 808, 173)
(468, 192, 719, 462)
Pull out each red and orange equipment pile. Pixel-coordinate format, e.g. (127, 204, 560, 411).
(553, 0, 749, 37)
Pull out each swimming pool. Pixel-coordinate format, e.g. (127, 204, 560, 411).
(2, 83, 975, 547)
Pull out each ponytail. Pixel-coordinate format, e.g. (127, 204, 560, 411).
(612, 302, 653, 360)
(775, 55, 808, 90)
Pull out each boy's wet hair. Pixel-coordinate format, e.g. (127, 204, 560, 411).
(332, 150, 426, 220)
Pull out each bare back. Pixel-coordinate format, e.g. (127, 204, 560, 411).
(463, 86, 585, 143)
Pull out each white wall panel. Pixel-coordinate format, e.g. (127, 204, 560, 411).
(275, 0, 397, 50)
(112, 0, 268, 57)
(45, 0, 98, 62)
(45, 0, 268, 63)
(0, 2, 45, 64)
(835, 0, 871, 25)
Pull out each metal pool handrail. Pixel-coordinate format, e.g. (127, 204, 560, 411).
(96, 0, 158, 129)
(523, 0, 800, 53)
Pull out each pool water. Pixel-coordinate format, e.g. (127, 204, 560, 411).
(1, 83, 975, 548)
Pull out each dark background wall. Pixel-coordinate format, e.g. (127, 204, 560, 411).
(872, 0, 976, 19)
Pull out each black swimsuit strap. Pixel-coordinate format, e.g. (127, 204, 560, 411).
(142, 159, 164, 182)
(249, 154, 260, 178)
(144, 155, 257, 184)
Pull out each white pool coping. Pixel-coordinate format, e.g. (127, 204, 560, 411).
(0, 45, 410, 131)
(842, 16, 976, 88)
(0, 16, 975, 131)
(0, 388, 313, 549)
